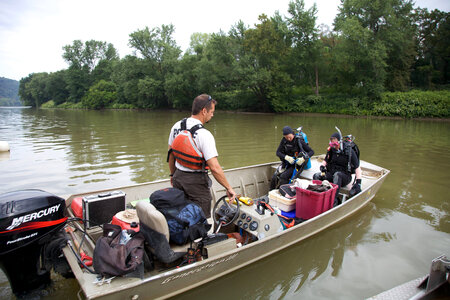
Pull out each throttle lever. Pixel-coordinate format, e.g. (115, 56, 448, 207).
(255, 202, 265, 215)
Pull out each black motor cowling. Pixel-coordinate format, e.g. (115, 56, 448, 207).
(0, 189, 67, 297)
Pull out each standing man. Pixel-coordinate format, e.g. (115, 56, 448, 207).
(313, 132, 362, 206)
(271, 126, 314, 189)
(168, 94, 236, 218)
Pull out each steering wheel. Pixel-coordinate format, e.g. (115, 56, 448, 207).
(213, 195, 240, 228)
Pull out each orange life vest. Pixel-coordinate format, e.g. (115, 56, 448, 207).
(171, 119, 209, 171)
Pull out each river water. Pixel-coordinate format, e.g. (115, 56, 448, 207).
(0, 107, 449, 299)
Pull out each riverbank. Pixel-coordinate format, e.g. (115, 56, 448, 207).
(36, 89, 449, 119)
(288, 90, 450, 118)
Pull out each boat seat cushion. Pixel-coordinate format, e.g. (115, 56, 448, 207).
(136, 200, 170, 243)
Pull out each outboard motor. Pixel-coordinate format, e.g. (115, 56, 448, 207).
(0, 189, 67, 297)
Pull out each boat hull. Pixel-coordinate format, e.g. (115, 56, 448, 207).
(62, 158, 389, 299)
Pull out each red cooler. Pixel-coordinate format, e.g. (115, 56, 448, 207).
(111, 209, 140, 232)
(70, 197, 83, 219)
(295, 180, 338, 220)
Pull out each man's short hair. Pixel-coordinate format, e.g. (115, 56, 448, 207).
(192, 94, 217, 115)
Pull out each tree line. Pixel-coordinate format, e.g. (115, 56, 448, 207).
(18, 0, 449, 117)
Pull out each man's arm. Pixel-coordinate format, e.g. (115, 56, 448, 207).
(350, 149, 360, 174)
(323, 149, 331, 167)
(168, 146, 176, 176)
(351, 149, 362, 196)
(355, 166, 362, 180)
(275, 139, 286, 161)
(301, 140, 314, 158)
(207, 156, 237, 200)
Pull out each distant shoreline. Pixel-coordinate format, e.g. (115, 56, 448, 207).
(3, 106, 448, 121)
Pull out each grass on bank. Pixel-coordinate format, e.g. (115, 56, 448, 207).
(40, 89, 450, 118)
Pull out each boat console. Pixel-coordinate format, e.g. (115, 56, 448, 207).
(233, 202, 283, 239)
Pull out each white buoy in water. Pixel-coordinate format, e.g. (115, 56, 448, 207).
(0, 141, 10, 152)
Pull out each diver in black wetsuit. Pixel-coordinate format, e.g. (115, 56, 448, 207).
(270, 126, 314, 190)
(313, 132, 361, 206)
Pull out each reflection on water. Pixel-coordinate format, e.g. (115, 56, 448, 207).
(176, 204, 377, 300)
(0, 108, 449, 299)
(0, 109, 177, 195)
(176, 204, 449, 300)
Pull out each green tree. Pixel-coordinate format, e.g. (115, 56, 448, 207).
(18, 75, 33, 106)
(316, 25, 340, 88)
(64, 66, 90, 103)
(165, 39, 203, 109)
(194, 32, 234, 93)
(334, 17, 387, 97)
(18, 73, 50, 107)
(46, 70, 69, 105)
(63, 40, 118, 72)
(240, 14, 292, 112)
(164, 68, 193, 109)
(412, 9, 450, 87)
(29, 72, 50, 107)
(91, 45, 119, 84)
(334, 0, 415, 96)
(62, 40, 118, 102)
(287, 0, 321, 95)
(111, 55, 154, 107)
(82, 80, 117, 109)
(129, 25, 178, 62)
(137, 76, 164, 108)
(186, 32, 211, 55)
(129, 25, 182, 107)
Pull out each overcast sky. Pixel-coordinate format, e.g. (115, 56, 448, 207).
(1, 0, 448, 81)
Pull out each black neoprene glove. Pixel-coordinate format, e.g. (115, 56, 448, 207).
(349, 179, 362, 197)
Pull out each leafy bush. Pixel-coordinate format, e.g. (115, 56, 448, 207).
(214, 90, 260, 111)
(213, 90, 241, 110)
(287, 89, 450, 118)
(290, 93, 367, 115)
(82, 80, 118, 109)
(57, 101, 84, 109)
(41, 100, 56, 108)
(110, 103, 135, 109)
(372, 90, 450, 118)
(292, 85, 316, 96)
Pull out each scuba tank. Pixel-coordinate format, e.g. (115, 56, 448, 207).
(335, 126, 360, 174)
(296, 126, 311, 170)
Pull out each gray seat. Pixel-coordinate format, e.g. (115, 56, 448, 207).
(136, 201, 170, 242)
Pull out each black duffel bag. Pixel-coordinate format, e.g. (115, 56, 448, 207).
(150, 187, 211, 245)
